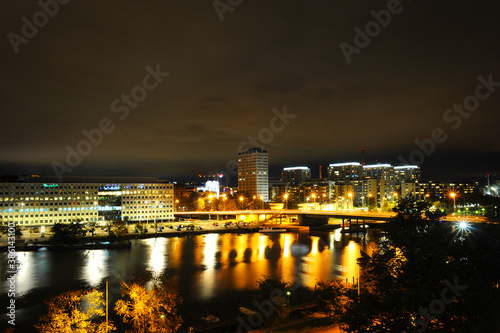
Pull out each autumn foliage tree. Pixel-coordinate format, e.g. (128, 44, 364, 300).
(255, 275, 291, 331)
(115, 281, 182, 333)
(35, 289, 115, 333)
(315, 278, 353, 319)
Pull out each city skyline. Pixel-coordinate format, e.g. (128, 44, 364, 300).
(1, 2, 500, 182)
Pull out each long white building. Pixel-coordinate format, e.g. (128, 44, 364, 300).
(0, 175, 174, 226)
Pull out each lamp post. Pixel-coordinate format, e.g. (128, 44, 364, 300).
(286, 291, 291, 319)
(450, 192, 457, 214)
(348, 192, 353, 211)
(259, 195, 264, 210)
(283, 193, 288, 210)
(19, 203, 24, 231)
(154, 200, 161, 233)
(239, 196, 244, 210)
(208, 195, 213, 221)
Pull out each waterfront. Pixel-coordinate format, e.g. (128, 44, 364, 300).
(0, 229, 374, 330)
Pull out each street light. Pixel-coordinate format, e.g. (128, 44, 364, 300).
(222, 194, 227, 211)
(208, 195, 214, 221)
(348, 192, 353, 211)
(283, 193, 289, 210)
(286, 291, 291, 318)
(450, 192, 457, 214)
(154, 201, 158, 233)
(259, 196, 264, 210)
(239, 196, 245, 210)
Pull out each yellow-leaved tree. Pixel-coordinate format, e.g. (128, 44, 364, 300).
(35, 289, 115, 333)
(115, 281, 182, 333)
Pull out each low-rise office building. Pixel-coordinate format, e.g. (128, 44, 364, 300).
(0, 175, 174, 225)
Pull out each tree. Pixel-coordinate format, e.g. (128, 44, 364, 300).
(0, 220, 23, 236)
(35, 289, 115, 333)
(340, 197, 500, 332)
(224, 198, 237, 211)
(111, 219, 128, 238)
(196, 198, 206, 211)
(115, 281, 182, 333)
(315, 278, 352, 319)
(255, 275, 290, 331)
(50, 222, 85, 245)
(134, 223, 145, 235)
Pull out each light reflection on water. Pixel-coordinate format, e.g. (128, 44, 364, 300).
(137, 231, 373, 301)
(0, 229, 373, 329)
(145, 238, 168, 279)
(82, 250, 108, 287)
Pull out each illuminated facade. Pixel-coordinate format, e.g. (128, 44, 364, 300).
(362, 164, 395, 182)
(197, 180, 220, 198)
(238, 147, 269, 201)
(327, 162, 362, 181)
(394, 165, 421, 184)
(287, 179, 335, 203)
(0, 176, 174, 225)
(402, 181, 479, 200)
(281, 166, 311, 186)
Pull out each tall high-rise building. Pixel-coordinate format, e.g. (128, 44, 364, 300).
(394, 165, 421, 184)
(327, 162, 362, 181)
(281, 166, 311, 186)
(238, 147, 269, 201)
(362, 164, 394, 181)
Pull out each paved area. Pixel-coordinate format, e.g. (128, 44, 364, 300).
(252, 312, 341, 333)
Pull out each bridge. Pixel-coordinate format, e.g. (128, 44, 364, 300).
(174, 209, 396, 227)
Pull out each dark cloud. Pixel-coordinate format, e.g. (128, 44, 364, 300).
(0, 0, 499, 181)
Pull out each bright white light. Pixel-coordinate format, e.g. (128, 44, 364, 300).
(394, 165, 419, 169)
(458, 221, 469, 230)
(328, 162, 360, 167)
(363, 164, 392, 168)
(283, 166, 310, 171)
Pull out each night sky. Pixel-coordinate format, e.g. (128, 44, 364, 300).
(1, 1, 499, 183)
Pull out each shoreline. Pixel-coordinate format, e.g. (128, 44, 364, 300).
(0, 221, 346, 252)
(0, 220, 352, 252)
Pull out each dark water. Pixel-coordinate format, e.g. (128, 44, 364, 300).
(1, 229, 374, 330)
